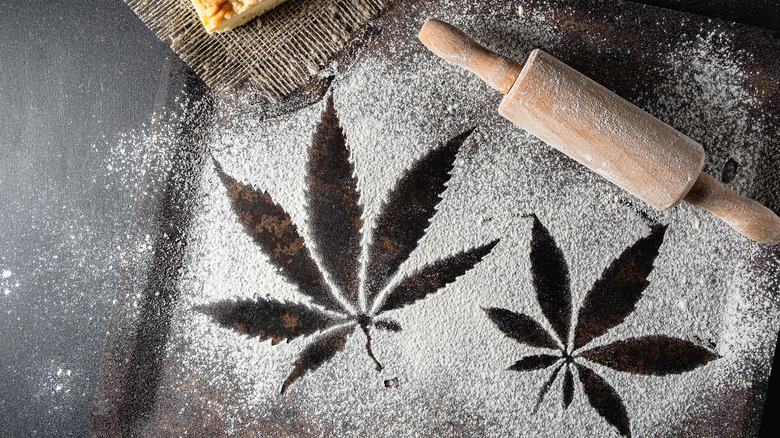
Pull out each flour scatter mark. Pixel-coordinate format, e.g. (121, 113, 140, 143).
(384, 377, 399, 388)
(485, 216, 718, 437)
(720, 157, 740, 184)
(204, 96, 498, 393)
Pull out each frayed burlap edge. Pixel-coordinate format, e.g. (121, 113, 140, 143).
(126, 0, 385, 101)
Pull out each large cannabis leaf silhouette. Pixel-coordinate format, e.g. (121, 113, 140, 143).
(203, 96, 498, 393)
(485, 217, 718, 437)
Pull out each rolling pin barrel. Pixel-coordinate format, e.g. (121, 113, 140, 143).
(499, 48, 704, 210)
(419, 19, 780, 245)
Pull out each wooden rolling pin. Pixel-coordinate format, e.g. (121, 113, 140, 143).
(419, 19, 780, 245)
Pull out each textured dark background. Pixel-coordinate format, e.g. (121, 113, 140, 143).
(0, 0, 776, 436)
(0, 1, 169, 436)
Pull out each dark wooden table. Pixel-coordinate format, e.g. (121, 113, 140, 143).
(0, 0, 776, 436)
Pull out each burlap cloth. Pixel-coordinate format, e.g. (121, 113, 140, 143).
(126, 0, 385, 101)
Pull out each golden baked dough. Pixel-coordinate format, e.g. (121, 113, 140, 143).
(191, 0, 288, 33)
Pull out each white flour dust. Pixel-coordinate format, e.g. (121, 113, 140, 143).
(125, 1, 780, 437)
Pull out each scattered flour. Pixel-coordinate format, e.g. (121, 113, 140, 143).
(106, 1, 780, 437)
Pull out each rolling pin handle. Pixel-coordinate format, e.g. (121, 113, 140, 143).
(418, 19, 524, 94)
(683, 171, 780, 245)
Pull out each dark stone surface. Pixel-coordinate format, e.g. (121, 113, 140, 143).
(0, 0, 169, 436)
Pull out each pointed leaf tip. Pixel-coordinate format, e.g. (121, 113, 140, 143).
(451, 127, 476, 145)
(375, 319, 402, 332)
(281, 325, 354, 394)
(562, 365, 574, 409)
(484, 307, 559, 349)
(508, 354, 560, 372)
(534, 361, 564, 414)
(576, 363, 632, 437)
(365, 128, 476, 303)
(573, 225, 668, 349)
(375, 239, 498, 314)
(579, 335, 718, 375)
(529, 216, 572, 347)
(306, 95, 363, 305)
(198, 299, 344, 344)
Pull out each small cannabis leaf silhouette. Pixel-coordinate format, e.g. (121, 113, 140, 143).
(485, 217, 718, 437)
(203, 95, 498, 393)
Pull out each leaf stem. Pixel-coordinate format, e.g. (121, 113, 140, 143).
(358, 316, 383, 371)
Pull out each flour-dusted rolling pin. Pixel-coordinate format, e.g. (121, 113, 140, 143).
(419, 19, 780, 245)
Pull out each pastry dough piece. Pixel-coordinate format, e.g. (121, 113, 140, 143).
(191, 0, 289, 33)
